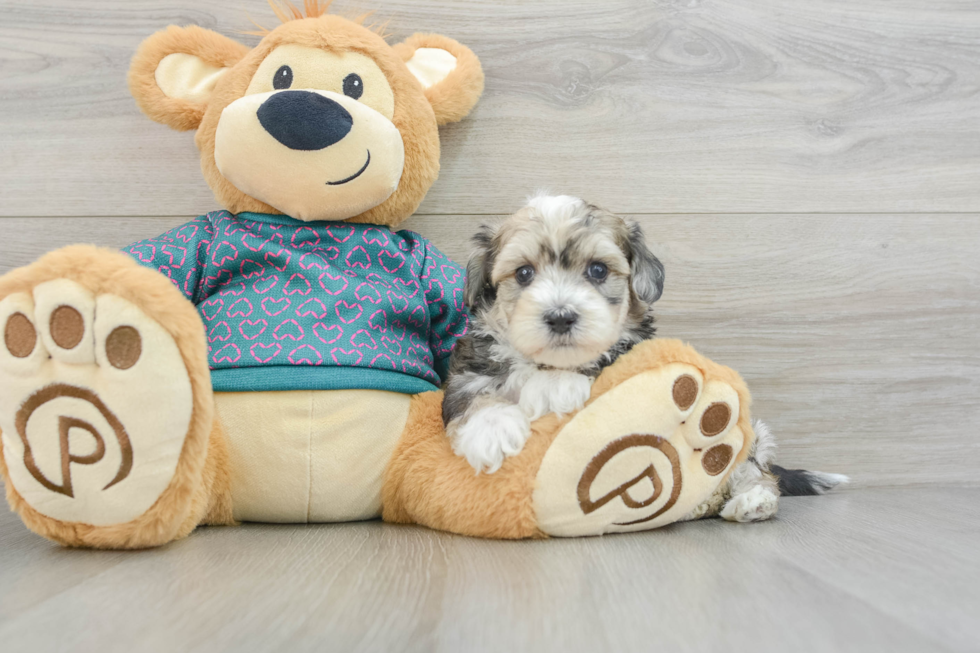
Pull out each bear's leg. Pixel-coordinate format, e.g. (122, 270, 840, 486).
(383, 339, 754, 538)
(382, 391, 550, 538)
(0, 246, 228, 548)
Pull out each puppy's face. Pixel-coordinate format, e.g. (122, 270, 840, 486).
(467, 195, 665, 369)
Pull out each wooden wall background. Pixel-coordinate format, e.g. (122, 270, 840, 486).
(1, 0, 978, 488)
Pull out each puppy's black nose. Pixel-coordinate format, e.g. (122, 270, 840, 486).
(257, 90, 353, 151)
(544, 309, 579, 335)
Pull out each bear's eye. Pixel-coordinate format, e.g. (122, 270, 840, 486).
(343, 73, 364, 100)
(273, 65, 293, 90)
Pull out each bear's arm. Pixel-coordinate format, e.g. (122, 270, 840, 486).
(123, 214, 217, 305)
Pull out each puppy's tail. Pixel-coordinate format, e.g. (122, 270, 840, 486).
(771, 465, 849, 496)
(753, 420, 849, 497)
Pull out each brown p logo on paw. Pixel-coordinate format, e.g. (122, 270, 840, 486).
(577, 434, 682, 526)
(16, 384, 133, 498)
(0, 278, 198, 529)
(533, 360, 747, 537)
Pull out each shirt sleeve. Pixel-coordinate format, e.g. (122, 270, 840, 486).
(124, 215, 216, 304)
(419, 238, 469, 383)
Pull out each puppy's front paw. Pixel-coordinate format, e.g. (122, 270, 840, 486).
(720, 485, 779, 523)
(549, 372, 592, 415)
(452, 404, 531, 474)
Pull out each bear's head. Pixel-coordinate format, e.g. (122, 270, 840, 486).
(128, 1, 483, 227)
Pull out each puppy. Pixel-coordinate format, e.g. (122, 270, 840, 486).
(443, 194, 848, 523)
(442, 194, 664, 474)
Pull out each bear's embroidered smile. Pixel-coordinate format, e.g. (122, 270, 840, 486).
(327, 150, 371, 186)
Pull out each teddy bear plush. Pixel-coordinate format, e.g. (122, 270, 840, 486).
(0, 2, 756, 548)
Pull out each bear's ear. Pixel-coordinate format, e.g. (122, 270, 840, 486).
(394, 33, 484, 126)
(128, 25, 250, 131)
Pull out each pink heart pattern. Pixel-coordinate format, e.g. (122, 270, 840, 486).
(239, 319, 268, 341)
(283, 273, 312, 296)
(250, 342, 282, 363)
(313, 322, 344, 345)
(262, 297, 291, 316)
(289, 344, 323, 365)
(296, 297, 328, 319)
(209, 321, 232, 342)
(125, 211, 468, 387)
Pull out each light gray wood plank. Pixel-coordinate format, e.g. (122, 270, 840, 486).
(1, 0, 979, 216)
(0, 217, 189, 271)
(0, 505, 129, 622)
(0, 488, 976, 652)
(0, 214, 977, 488)
(757, 487, 980, 653)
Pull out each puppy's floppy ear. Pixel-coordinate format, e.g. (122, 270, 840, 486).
(625, 221, 665, 304)
(393, 33, 484, 126)
(464, 222, 499, 311)
(129, 25, 249, 131)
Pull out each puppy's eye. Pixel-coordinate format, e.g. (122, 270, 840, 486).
(586, 261, 608, 281)
(273, 65, 293, 90)
(515, 265, 535, 286)
(343, 73, 364, 100)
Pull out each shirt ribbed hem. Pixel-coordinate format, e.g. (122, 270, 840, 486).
(210, 366, 440, 394)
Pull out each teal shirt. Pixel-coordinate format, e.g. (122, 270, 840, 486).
(126, 211, 468, 394)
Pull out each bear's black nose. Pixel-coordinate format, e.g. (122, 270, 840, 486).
(257, 90, 353, 151)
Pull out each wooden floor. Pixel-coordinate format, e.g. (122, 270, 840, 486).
(0, 488, 977, 653)
(1, 0, 978, 651)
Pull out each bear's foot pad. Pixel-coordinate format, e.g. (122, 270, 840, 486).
(0, 280, 194, 527)
(533, 363, 745, 536)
